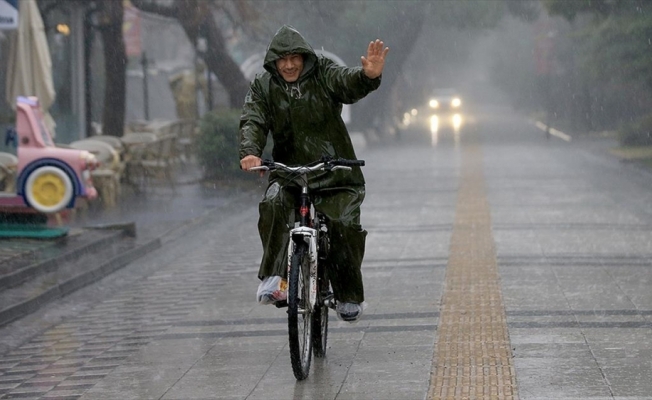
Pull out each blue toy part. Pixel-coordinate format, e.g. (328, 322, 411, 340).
(5, 127, 17, 149)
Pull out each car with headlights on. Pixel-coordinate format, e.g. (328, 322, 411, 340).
(427, 88, 464, 134)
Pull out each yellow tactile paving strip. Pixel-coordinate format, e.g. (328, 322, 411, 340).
(428, 141, 518, 399)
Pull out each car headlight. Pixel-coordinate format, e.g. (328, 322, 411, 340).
(429, 99, 439, 109)
(451, 98, 461, 108)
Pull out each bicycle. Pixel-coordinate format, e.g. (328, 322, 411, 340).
(251, 156, 365, 380)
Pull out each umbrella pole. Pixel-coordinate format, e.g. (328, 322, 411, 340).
(141, 52, 149, 121)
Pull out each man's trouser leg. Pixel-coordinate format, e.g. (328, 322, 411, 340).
(257, 182, 295, 279)
(314, 186, 367, 304)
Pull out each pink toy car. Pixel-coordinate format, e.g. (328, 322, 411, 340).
(1, 96, 98, 214)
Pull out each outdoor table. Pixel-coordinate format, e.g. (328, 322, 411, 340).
(120, 132, 159, 190)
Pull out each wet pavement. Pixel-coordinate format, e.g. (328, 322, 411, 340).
(66, 164, 263, 241)
(1, 107, 652, 399)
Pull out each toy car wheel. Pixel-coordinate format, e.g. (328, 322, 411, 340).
(24, 166, 74, 213)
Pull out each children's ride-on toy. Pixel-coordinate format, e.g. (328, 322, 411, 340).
(1, 97, 98, 215)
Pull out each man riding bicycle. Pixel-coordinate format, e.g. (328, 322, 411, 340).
(239, 25, 389, 322)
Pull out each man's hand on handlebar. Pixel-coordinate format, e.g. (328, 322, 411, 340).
(240, 155, 265, 177)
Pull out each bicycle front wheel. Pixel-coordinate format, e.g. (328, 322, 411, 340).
(312, 264, 329, 358)
(288, 241, 312, 380)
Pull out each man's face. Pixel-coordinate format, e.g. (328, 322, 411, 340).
(275, 54, 304, 83)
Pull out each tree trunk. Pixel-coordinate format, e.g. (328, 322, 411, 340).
(99, 1, 126, 137)
(131, 0, 250, 110)
(176, 1, 249, 109)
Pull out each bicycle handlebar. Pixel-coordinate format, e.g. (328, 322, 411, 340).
(328, 158, 365, 167)
(250, 158, 365, 174)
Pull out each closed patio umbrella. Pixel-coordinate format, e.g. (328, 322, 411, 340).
(5, 0, 56, 136)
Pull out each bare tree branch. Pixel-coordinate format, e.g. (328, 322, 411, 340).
(130, 0, 253, 109)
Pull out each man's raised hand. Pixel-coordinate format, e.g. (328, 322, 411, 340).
(361, 39, 389, 79)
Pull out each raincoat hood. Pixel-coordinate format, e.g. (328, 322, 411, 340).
(263, 25, 318, 80)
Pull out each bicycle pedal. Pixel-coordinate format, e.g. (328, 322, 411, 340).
(323, 295, 337, 310)
(275, 300, 288, 308)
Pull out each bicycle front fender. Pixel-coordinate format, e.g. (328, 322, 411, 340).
(288, 226, 319, 308)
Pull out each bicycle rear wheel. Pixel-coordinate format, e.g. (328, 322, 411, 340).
(288, 241, 312, 380)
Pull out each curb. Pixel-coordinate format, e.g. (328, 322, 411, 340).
(0, 235, 161, 328)
(532, 120, 572, 142)
(0, 229, 126, 291)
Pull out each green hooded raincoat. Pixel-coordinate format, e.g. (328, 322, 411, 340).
(239, 25, 381, 303)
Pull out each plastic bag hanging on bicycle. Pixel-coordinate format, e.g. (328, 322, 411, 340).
(256, 276, 288, 305)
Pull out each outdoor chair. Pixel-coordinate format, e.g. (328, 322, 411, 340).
(88, 135, 129, 179)
(121, 132, 158, 146)
(126, 133, 177, 191)
(0, 152, 18, 193)
(172, 119, 198, 164)
(121, 132, 158, 188)
(89, 134, 125, 155)
(126, 120, 150, 134)
(145, 120, 175, 136)
(70, 140, 122, 207)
